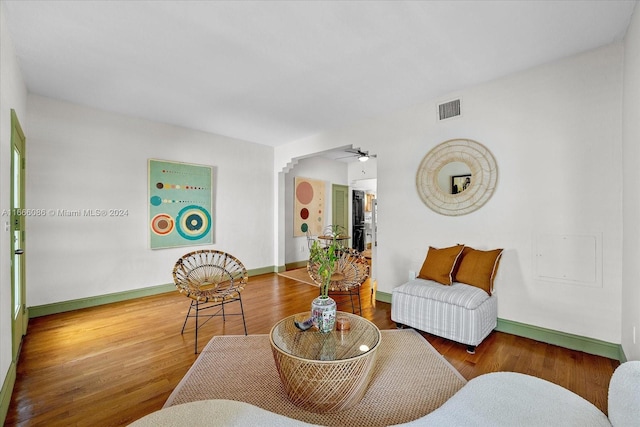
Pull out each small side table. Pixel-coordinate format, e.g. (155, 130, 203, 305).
(269, 312, 381, 413)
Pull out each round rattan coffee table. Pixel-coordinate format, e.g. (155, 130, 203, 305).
(269, 311, 381, 413)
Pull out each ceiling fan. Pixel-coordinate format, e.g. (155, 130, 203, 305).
(337, 149, 377, 162)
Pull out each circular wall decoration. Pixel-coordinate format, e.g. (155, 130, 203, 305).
(295, 181, 314, 205)
(176, 205, 212, 240)
(150, 213, 175, 236)
(416, 139, 498, 216)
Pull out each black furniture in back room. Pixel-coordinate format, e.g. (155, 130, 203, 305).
(352, 190, 365, 252)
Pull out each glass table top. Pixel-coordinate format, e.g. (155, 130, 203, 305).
(269, 311, 381, 362)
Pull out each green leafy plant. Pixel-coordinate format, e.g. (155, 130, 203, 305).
(309, 225, 344, 297)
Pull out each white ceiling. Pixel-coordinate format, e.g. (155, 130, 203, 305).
(3, 0, 637, 147)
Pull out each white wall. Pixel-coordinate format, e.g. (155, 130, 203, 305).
(622, 4, 640, 360)
(25, 95, 274, 306)
(284, 156, 348, 264)
(348, 157, 378, 184)
(0, 0, 28, 407)
(276, 43, 625, 344)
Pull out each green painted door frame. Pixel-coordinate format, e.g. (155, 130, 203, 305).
(10, 109, 27, 361)
(332, 184, 349, 236)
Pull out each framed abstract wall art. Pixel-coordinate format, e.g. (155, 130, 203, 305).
(293, 176, 325, 237)
(148, 159, 213, 249)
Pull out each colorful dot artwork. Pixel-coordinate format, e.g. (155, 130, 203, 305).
(156, 182, 208, 190)
(149, 197, 200, 205)
(150, 213, 175, 235)
(293, 177, 325, 237)
(161, 169, 210, 177)
(295, 181, 314, 205)
(176, 205, 211, 240)
(149, 160, 213, 249)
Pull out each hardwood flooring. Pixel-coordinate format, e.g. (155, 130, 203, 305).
(6, 272, 619, 426)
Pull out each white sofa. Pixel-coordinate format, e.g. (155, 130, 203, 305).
(391, 278, 497, 353)
(130, 361, 640, 426)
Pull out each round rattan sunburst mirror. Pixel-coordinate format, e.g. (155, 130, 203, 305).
(416, 139, 497, 216)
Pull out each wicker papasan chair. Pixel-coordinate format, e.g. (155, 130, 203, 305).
(173, 249, 248, 353)
(307, 247, 369, 314)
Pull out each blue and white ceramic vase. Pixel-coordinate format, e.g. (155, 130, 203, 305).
(311, 295, 337, 333)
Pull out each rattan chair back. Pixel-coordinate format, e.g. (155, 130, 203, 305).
(173, 250, 248, 302)
(307, 247, 369, 292)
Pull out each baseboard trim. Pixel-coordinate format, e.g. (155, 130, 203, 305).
(29, 283, 176, 318)
(496, 319, 624, 361)
(0, 361, 16, 425)
(285, 260, 307, 271)
(248, 266, 278, 276)
(375, 291, 392, 304)
(377, 292, 624, 361)
(29, 266, 278, 318)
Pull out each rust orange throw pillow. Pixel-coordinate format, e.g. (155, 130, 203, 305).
(454, 247, 503, 295)
(418, 244, 465, 285)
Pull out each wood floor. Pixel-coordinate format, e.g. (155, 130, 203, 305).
(6, 272, 619, 426)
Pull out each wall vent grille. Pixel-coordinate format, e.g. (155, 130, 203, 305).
(438, 99, 461, 120)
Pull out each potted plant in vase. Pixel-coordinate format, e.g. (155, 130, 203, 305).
(296, 225, 344, 333)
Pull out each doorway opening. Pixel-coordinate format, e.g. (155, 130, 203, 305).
(279, 147, 377, 284)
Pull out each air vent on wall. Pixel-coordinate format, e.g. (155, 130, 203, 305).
(438, 98, 461, 121)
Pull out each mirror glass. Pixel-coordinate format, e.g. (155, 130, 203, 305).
(416, 139, 497, 216)
(437, 161, 471, 194)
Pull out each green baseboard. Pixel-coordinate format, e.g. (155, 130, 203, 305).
(496, 318, 625, 362)
(29, 266, 278, 318)
(0, 361, 16, 425)
(29, 283, 176, 318)
(379, 291, 624, 361)
(248, 266, 278, 276)
(375, 291, 392, 304)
